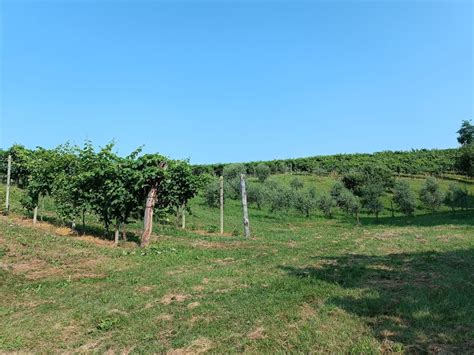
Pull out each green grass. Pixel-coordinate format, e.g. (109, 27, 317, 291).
(0, 175, 473, 353)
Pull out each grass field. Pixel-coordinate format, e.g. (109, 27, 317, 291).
(1, 175, 473, 353)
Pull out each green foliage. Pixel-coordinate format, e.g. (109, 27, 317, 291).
(197, 148, 459, 176)
(268, 185, 294, 213)
(342, 164, 394, 196)
(392, 180, 417, 216)
(293, 190, 316, 217)
(203, 180, 221, 208)
(338, 189, 361, 219)
(456, 144, 474, 177)
(419, 177, 444, 212)
(290, 177, 304, 190)
(318, 193, 335, 218)
(255, 163, 271, 182)
(457, 120, 473, 146)
(246, 182, 268, 210)
(444, 183, 469, 211)
(223, 163, 246, 180)
(360, 182, 384, 218)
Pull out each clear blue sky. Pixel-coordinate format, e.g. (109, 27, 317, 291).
(0, 0, 472, 163)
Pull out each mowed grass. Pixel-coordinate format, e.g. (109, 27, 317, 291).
(0, 175, 473, 353)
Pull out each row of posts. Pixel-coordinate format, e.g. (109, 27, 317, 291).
(218, 174, 250, 237)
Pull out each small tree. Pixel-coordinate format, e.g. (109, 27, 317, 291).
(457, 120, 474, 146)
(444, 183, 469, 211)
(456, 144, 474, 177)
(255, 163, 271, 182)
(246, 182, 268, 210)
(293, 190, 316, 217)
(269, 185, 293, 213)
(419, 177, 443, 212)
(392, 180, 416, 216)
(338, 189, 361, 223)
(318, 193, 335, 218)
(290, 177, 304, 190)
(360, 182, 384, 219)
(330, 181, 346, 207)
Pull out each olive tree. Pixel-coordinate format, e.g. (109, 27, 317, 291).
(419, 177, 443, 212)
(392, 180, 416, 216)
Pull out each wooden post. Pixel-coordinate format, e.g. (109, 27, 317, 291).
(181, 203, 186, 229)
(114, 223, 120, 246)
(219, 176, 224, 234)
(5, 155, 11, 215)
(33, 206, 38, 224)
(240, 174, 250, 237)
(141, 186, 157, 247)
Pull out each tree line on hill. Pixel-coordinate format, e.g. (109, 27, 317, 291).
(194, 120, 474, 178)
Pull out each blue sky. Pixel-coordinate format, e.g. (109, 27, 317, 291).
(0, 0, 472, 163)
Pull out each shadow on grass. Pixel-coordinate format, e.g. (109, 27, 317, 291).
(280, 249, 474, 352)
(39, 215, 141, 244)
(358, 210, 474, 227)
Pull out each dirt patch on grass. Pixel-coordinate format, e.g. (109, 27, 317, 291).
(156, 313, 174, 321)
(191, 239, 246, 250)
(136, 285, 156, 293)
(187, 302, 200, 310)
(161, 293, 191, 305)
(300, 303, 316, 321)
(247, 327, 266, 340)
(168, 337, 214, 354)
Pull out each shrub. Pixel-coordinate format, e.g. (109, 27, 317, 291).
(456, 144, 474, 177)
(204, 180, 221, 208)
(255, 163, 271, 182)
(444, 183, 469, 211)
(293, 190, 316, 217)
(338, 189, 361, 223)
(342, 164, 394, 196)
(318, 193, 335, 218)
(269, 185, 294, 213)
(419, 177, 443, 211)
(360, 182, 384, 219)
(246, 182, 269, 209)
(392, 180, 416, 216)
(223, 163, 246, 180)
(290, 177, 304, 190)
(224, 177, 241, 200)
(330, 181, 346, 206)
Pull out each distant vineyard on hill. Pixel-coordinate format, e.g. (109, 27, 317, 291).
(194, 149, 459, 176)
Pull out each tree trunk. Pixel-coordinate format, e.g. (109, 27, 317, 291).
(356, 211, 360, 225)
(33, 206, 38, 224)
(122, 224, 127, 241)
(114, 223, 120, 246)
(240, 174, 250, 238)
(181, 203, 186, 229)
(390, 201, 395, 218)
(141, 187, 158, 247)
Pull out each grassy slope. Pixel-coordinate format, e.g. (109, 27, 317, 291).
(0, 175, 473, 353)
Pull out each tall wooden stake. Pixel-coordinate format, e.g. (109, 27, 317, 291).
(240, 174, 250, 237)
(5, 155, 11, 215)
(33, 206, 38, 224)
(220, 176, 224, 234)
(181, 203, 186, 229)
(141, 186, 157, 247)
